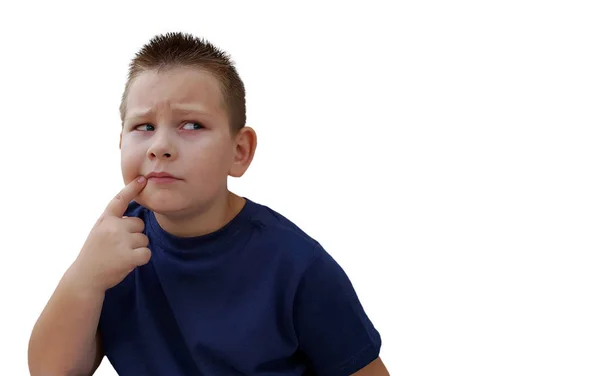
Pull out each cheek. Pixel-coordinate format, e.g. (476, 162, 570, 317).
(203, 142, 234, 171)
(191, 135, 231, 161)
(120, 147, 144, 181)
(183, 149, 231, 185)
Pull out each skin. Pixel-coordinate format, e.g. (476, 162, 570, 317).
(28, 178, 149, 376)
(120, 66, 256, 237)
(352, 357, 390, 375)
(120, 66, 389, 375)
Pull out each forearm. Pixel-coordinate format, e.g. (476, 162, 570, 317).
(28, 266, 105, 376)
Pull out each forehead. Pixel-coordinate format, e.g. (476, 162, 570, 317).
(125, 67, 226, 120)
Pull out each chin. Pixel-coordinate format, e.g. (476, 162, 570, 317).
(137, 190, 190, 215)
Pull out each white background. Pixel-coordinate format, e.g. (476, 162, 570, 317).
(1, 1, 599, 375)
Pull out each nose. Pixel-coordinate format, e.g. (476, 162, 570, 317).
(147, 131, 177, 160)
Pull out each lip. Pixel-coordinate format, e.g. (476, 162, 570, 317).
(145, 172, 181, 183)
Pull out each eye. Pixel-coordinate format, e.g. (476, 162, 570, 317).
(135, 124, 155, 131)
(182, 122, 205, 130)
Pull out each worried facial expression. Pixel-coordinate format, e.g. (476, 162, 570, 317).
(120, 67, 238, 215)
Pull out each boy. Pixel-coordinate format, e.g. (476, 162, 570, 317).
(28, 32, 388, 376)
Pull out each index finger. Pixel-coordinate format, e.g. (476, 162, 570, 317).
(103, 176, 147, 217)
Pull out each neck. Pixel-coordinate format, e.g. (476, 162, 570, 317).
(153, 191, 246, 238)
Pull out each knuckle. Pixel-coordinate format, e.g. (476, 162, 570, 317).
(141, 248, 152, 262)
(102, 220, 121, 236)
(126, 217, 142, 225)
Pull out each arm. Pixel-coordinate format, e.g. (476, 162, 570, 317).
(28, 177, 151, 376)
(28, 267, 105, 376)
(351, 357, 390, 376)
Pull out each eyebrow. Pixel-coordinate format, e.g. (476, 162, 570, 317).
(125, 104, 210, 121)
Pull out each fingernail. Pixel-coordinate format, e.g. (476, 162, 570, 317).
(137, 176, 146, 183)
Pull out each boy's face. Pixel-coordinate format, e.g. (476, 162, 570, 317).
(120, 66, 238, 215)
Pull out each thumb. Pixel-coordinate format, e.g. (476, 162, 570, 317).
(103, 176, 147, 218)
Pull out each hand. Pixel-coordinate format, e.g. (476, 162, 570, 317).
(71, 176, 151, 292)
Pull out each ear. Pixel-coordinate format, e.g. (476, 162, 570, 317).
(119, 131, 122, 149)
(229, 126, 257, 178)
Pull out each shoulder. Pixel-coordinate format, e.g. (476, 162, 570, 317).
(246, 199, 321, 262)
(245, 199, 362, 299)
(249, 200, 314, 241)
(245, 202, 382, 375)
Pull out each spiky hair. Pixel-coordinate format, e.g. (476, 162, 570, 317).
(119, 32, 246, 132)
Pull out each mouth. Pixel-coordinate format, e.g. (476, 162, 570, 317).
(145, 172, 181, 183)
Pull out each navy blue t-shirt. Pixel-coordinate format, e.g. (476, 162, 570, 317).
(99, 198, 381, 375)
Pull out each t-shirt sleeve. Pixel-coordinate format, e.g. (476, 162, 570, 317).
(293, 244, 382, 376)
